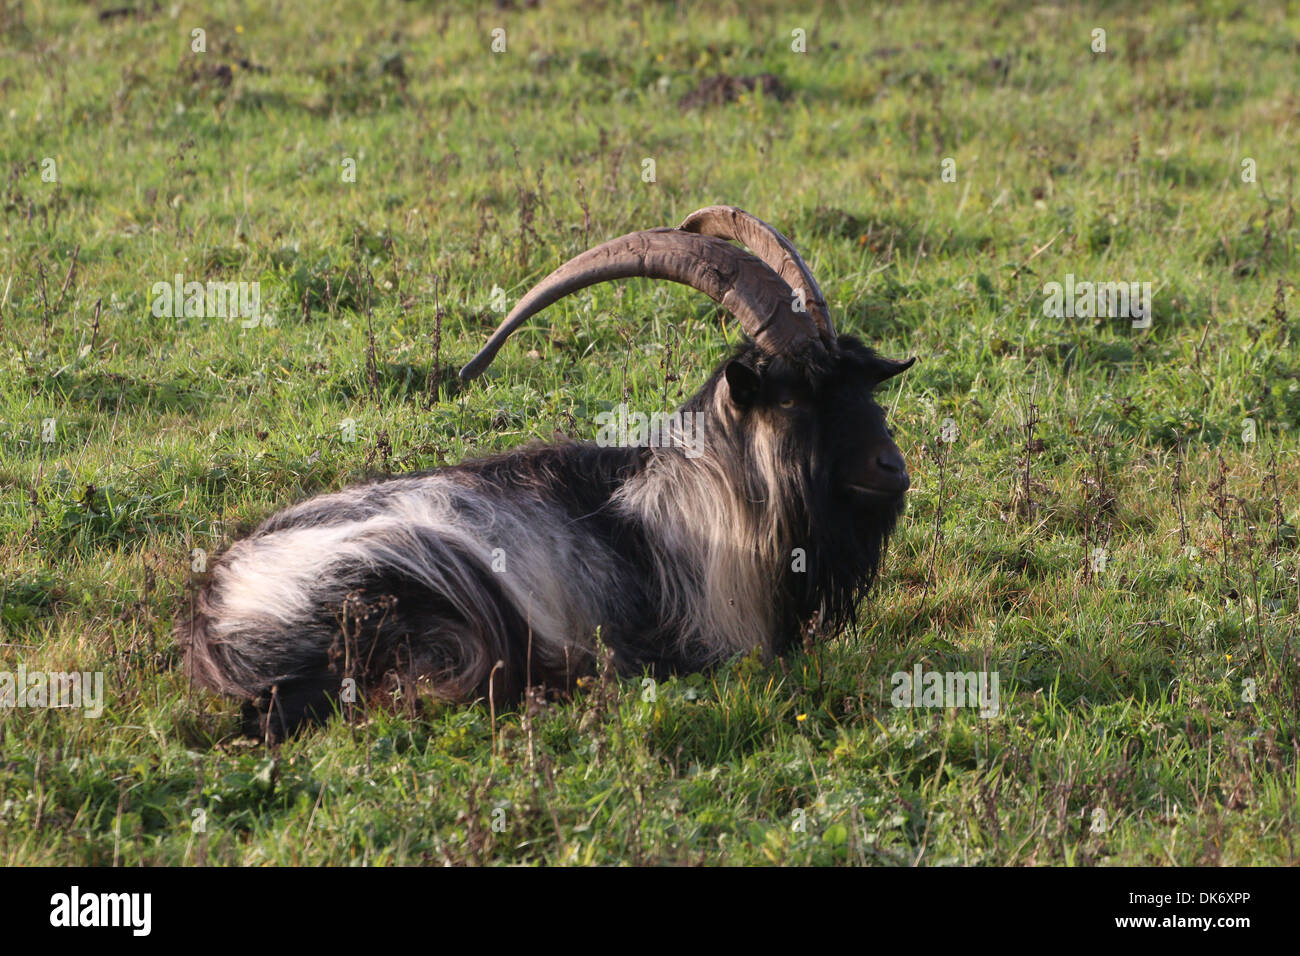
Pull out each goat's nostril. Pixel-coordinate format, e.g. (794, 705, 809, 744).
(877, 452, 904, 474)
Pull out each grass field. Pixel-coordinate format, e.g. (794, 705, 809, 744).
(0, 0, 1297, 865)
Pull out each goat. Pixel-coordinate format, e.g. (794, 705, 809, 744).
(180, 206, 915, 739)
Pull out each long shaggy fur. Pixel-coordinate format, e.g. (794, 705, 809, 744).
(181, 336, 907, 738)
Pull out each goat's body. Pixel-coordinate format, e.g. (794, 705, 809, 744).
(184, 357, 903, 737)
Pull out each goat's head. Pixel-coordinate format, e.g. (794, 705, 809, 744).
(708, 336, 914, 505)
(460, 205, 915, 512)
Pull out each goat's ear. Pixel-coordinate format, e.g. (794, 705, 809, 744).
(875, 356, 916, 383)
(724, 360, 762, 407)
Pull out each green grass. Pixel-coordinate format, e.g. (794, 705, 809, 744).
(0, 0, 1297, 865)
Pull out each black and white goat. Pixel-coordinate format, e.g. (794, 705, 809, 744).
(181, 206, 915, 738)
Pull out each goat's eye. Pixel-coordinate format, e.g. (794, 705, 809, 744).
(779, 398, 797, 409)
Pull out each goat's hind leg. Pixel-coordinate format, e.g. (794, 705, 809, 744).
(243, 673, 346, 743)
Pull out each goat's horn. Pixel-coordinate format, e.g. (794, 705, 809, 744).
(460, 227, 822, 382)
(678, 205, 834, 340)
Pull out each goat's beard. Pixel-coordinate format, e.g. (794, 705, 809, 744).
(776, 485, 907, 651)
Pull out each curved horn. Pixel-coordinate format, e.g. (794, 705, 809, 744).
(460, 227, 822, 382)
(678, 205, 834, 339)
